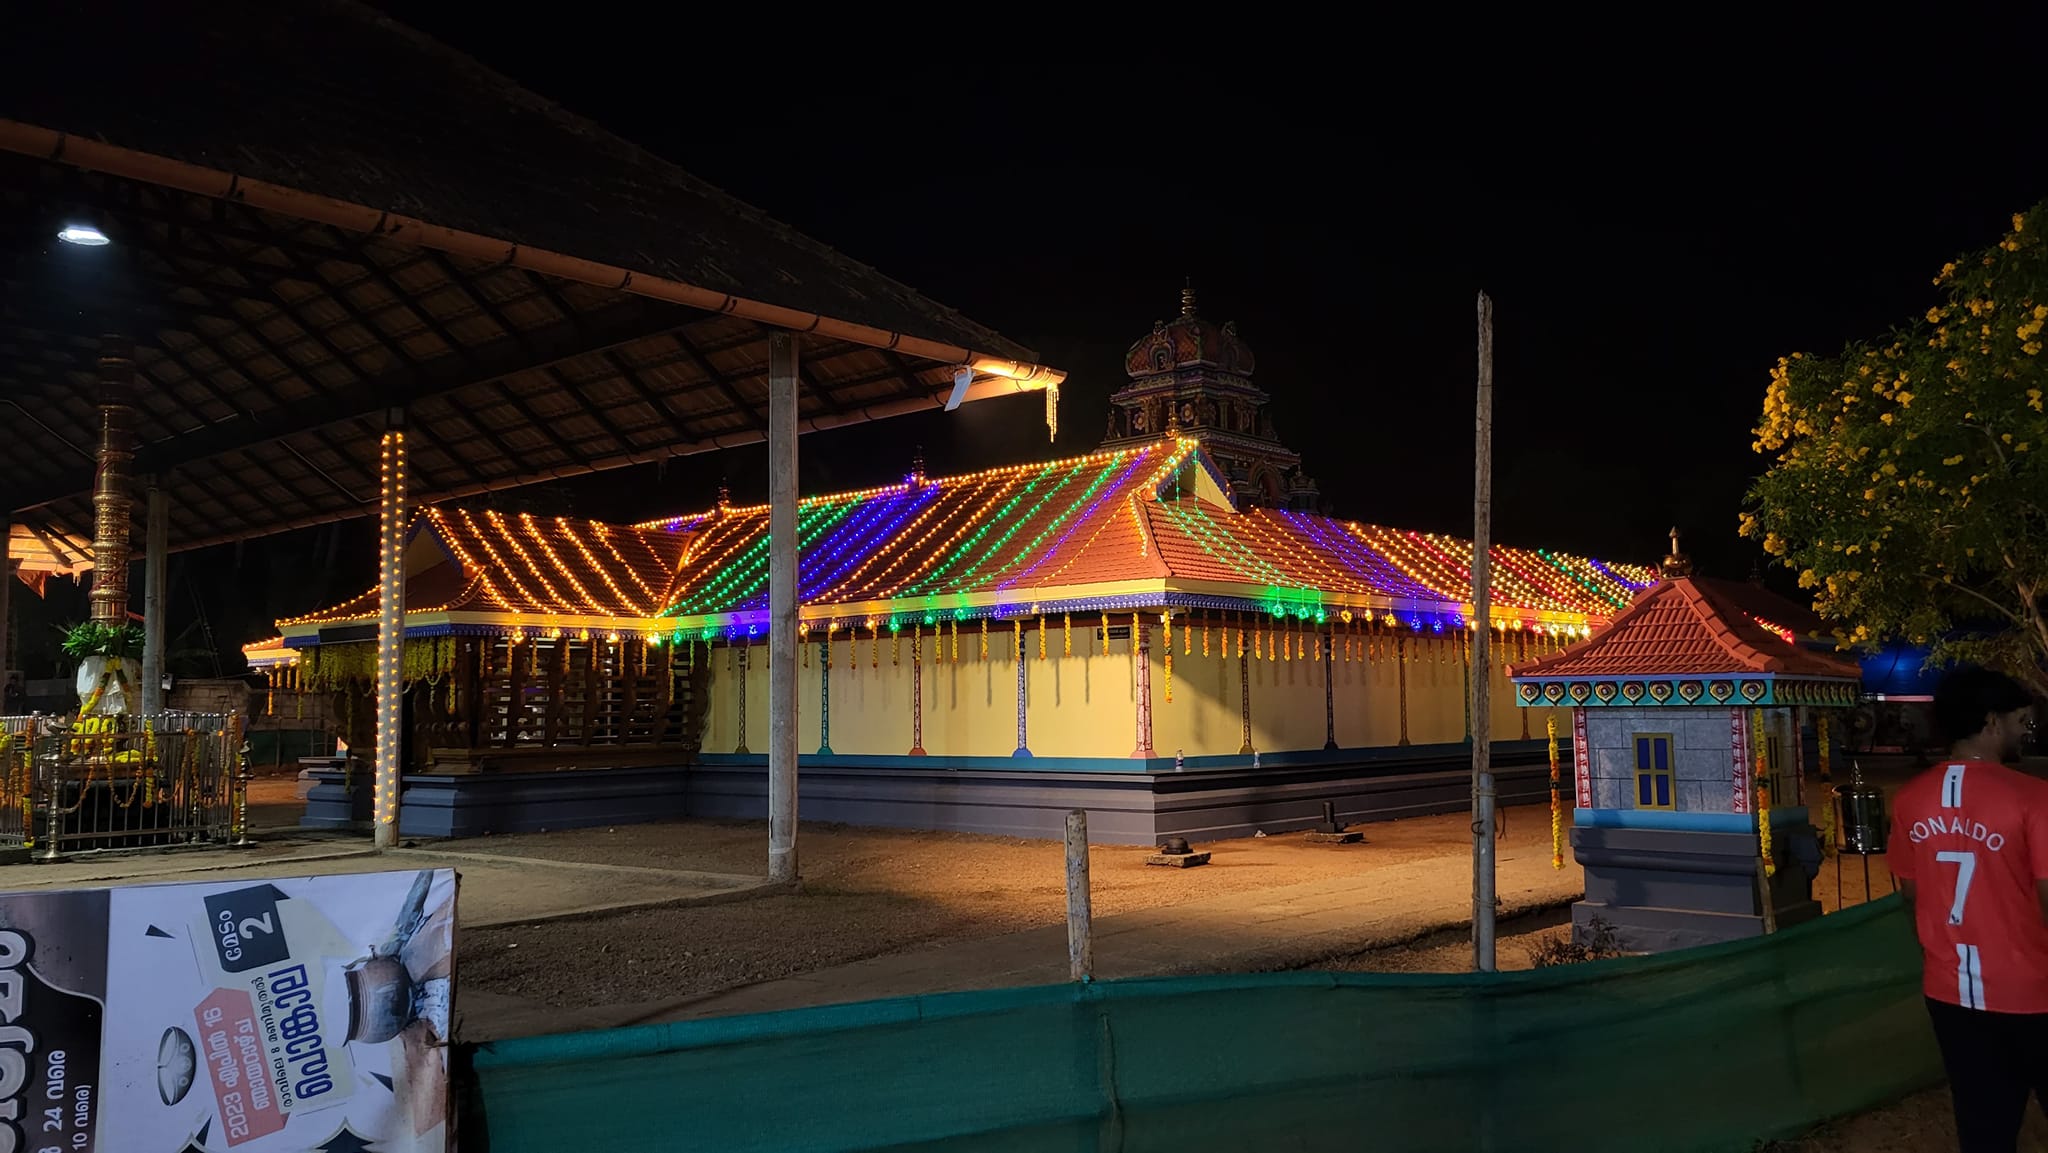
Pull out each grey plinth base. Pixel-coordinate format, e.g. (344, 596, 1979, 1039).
(302, 762, 690, 839)
(1303, 831, 1364, 844)
(299, 757, 372, 831)
(1571, 823, 1822, 953)
(1146, 852, 1211, 867)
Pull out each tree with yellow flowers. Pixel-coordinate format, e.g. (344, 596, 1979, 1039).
(1744, 202, 2048, 698)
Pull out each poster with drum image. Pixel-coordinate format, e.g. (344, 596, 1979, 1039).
(0, 868, 455, 1153)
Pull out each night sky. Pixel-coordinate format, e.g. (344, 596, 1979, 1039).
(21, 16, 2048, 675)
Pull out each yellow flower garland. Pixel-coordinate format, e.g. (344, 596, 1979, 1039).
(1753, 707, 1775, 877)
(1548, 715, 1564, 869)
(1162, 611, 1173, 704)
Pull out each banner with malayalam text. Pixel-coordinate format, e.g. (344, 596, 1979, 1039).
(0, 868, 455, 1153)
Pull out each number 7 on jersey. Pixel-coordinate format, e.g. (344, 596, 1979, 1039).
(1936, 850, 1977, 926)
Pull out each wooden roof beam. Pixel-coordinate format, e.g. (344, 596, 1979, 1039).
(8, 288, 696, 515)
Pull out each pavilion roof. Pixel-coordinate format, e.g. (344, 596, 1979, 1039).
(1, 0, 1058, 554)
(7, 523, 91, 578)
(276, 440, 1657, 643)
(1506, 577, 1860, 683)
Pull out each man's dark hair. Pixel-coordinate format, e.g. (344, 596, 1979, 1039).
(1933, 667, 2034, 742)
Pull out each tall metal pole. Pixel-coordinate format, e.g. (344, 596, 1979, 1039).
(766, 333, 800, 885)
(141, 480, 168, 714)
(1472, 292, 1498, 972)
(372, 417, 408, 849)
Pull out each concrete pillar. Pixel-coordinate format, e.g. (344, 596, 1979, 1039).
(766, 333, 800, 885)
(373, 418, 408, 849)
(141, 481, 167, 714)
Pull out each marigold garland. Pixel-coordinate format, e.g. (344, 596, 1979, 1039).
(1163, 612, 1174, 704)
(1548, 715, 1564, 869)
(1753, 707, 1775, 877)
(871, 624, 879, 669)
(1038, 615, 1047, 661)
(950, 619, 959, 663)
(1063, 613, 1071, 658)
(1101, 612, 1110, 648)
(1014, 617, 1023, 661)
(981, 618, 989, 660)
(1202, 616, 1210, 658)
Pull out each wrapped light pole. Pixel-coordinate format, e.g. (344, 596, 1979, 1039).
(373, 416, 408, 849)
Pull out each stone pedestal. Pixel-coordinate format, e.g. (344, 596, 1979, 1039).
(1571, 822, 1822, 952)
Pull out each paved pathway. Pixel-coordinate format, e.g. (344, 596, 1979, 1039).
(457, 840, 1583, 1042)
(0, 840, 774, 929)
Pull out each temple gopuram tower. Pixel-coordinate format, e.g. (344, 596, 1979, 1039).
(1101, 288, 1321, 511)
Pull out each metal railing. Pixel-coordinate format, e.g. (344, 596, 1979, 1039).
(0, 713, 249, 857)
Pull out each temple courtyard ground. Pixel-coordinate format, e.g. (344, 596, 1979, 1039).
(16, 769, 1975, 1149)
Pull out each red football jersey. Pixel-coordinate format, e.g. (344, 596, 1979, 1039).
(1888, 760, 2048, 1013)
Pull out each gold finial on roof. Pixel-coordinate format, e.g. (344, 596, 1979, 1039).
(1661, 526, 1693, 579)
(1181, 280, 1197, 317)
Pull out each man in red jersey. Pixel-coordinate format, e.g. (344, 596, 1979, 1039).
(1889, 667, 2044, 1152)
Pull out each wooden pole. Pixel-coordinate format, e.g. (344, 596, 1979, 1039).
(141, 480, 168, 714)
(0, 509, 12, 706)
(1065, 808, 1093, 981)
(766, 333, 801, 885)
(1473, 291, 1498, 972)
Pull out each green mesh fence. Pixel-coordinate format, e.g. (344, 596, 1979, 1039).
(465, 895, 1940, 1153)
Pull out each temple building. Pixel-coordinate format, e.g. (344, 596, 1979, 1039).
(249, 306, 1657, 842)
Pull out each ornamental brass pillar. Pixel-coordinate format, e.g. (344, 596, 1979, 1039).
(89, 336, 137, 628)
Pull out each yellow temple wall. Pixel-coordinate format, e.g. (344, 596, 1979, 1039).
(698, 627, 1567, 759)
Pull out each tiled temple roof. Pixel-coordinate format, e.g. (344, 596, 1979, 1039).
(277, 441, 1657, 641)
(1507, 577, 1859, 682)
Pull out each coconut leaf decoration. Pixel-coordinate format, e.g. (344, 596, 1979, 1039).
(61, 621, 147, 663)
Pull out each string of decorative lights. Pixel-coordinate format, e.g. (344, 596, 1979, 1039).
(995, 450, 1146, 590)
(551, 516, 659, 614)
(819, 465, 1038, 602)
(512, 512, 641, 617)
(581, 519, 667, 604)
(908, 457, 1096, 597)
(282, 441, 1648, 656)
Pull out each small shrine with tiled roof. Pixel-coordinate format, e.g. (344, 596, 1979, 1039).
(1509, 531, 1860, 952)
